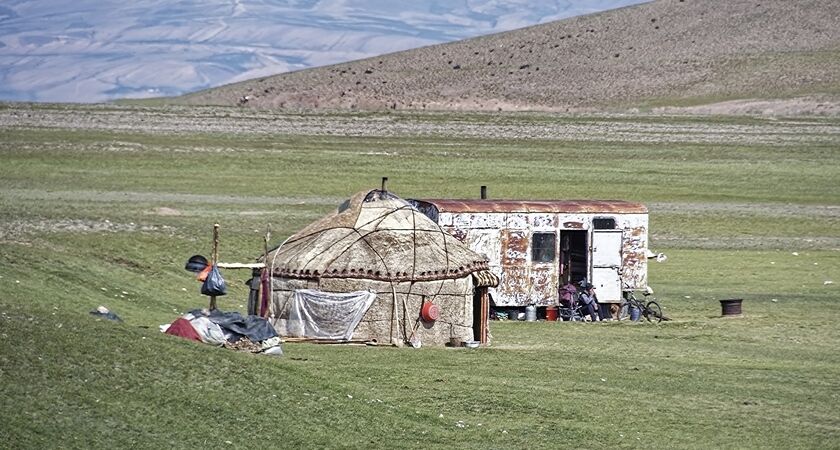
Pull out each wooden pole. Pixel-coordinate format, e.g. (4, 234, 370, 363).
(401, 296, 410, 346)
(480, 288, 489, 344)
(263, 225, 271, 260)
(260, 224, 271, 317)
(390, 292, 396, 345)
(209, 223, 220, 310)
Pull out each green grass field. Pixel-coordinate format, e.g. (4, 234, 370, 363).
(1, 105, 839, 448)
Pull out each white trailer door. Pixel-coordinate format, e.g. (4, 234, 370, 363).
(592, 230, 623, 302)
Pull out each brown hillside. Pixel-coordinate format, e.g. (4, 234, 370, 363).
(175, 0, 840, 114)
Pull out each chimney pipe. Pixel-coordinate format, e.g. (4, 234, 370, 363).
(381, 177, 388, 191)
(480, 185, 487, 199)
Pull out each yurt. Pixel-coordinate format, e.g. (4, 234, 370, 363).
(263, 189, 498, 346)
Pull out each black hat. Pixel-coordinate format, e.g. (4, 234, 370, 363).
(184, 254, 208, 273)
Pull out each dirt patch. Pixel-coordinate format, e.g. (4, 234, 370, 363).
(649, 202, 840, 219)
(2, 106, 839, 147)
(653, 97, 840, 117)
(0, 219, 177, 240)
(0, 188, 342, 207)
(153, 207, 182, 216)
(106, 256, 150, 270)
(650, 235, 840, 251)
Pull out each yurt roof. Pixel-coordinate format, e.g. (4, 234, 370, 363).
(265, 190, 491, 282)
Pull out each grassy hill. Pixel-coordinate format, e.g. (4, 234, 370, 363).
(1, 103, 839, 447)
(170, 0, 840, 114)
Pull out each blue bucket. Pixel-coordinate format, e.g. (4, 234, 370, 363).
(630, 306, 641, 322)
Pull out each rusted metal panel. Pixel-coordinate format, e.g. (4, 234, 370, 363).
(529, 265, 557, 306)
(420, 199, 648, 214)
(500, 229, 528, 265)
(452, 213, 475, 229)
(443, 226, 468, 243)
(466, 212, 505, 229)
(531, 213, 557, 229)
(505, 213, 528, 230)
(620, 224, 648, 290)
(497, 228, 558, 306)
(493, 264, 557, 306)
(497, 267, 531, 305)
(467, 229, 502, 267)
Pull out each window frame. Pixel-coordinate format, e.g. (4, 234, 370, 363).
(593, 217, 617, 230)
(531, 232, 557, 263)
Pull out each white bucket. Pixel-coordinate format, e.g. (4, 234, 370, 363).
(525, 305, 537, 322)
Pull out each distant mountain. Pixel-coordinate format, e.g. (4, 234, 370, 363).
(176, 0, 840, 115)
(0, 0, 644, 103)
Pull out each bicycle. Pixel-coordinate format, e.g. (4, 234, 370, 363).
(558, 301, 585, 322)
(619, 286, 664, 323)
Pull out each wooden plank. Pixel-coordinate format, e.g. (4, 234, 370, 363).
(210, 223, 219, 311)
(217, 262, 266, 269)
(480, 288, 489, 344)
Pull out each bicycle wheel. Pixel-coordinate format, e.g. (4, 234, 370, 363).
(644, 301, 662, 323)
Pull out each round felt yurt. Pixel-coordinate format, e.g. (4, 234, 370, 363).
(263, 189, 498, 346)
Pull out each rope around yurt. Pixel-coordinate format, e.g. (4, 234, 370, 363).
(266, 196, 466, 346)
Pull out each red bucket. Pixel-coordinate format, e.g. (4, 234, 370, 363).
(546, 306, 558, 321)
(421, 302, 440, 322)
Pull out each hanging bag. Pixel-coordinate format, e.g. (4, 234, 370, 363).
(201, 264, 228, 296)
(196, 264, 212, 282)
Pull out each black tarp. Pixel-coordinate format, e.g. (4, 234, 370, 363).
(189, 309, 277, 343)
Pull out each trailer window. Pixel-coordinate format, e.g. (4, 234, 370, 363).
(531, 232, 556, 263)
(593, 218, 616, 229)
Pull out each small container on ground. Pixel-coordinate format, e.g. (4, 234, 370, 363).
(720, 298, 743, 316)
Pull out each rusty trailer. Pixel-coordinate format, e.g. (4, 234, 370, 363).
(409, 196, 649, 309)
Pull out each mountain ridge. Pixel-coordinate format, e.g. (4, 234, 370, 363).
(174, 0, 840, 115)
(0, 0, 644, 103)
